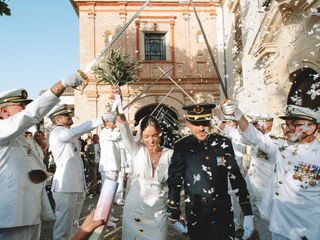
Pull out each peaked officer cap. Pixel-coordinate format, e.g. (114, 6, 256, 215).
(183, 94, 216, 122)
(280, 105, 320, 123)
(0, 88, 32, 105)
(248, 114, 274, 124)
(48, 103, 73, 120)
(183, 103, 216, 122)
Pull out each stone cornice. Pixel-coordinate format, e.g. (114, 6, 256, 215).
(249, 3, 282, 58)
(253, 43, 277, 60)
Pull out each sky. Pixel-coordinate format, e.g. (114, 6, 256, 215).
(0, 1, 80, 98)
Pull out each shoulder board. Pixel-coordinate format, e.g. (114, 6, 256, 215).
(210, 133, 230, 141)
(270, 135, 285, 140)
(174, 135, 189, 144)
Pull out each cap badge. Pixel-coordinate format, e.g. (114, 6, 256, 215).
(21, 90, 28, 99)
(193, 106, 204, 114)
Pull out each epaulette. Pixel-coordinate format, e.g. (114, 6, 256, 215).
(210, 132, 230, 142)
(270, 135, 285, 140)
(174, 135, 189, 144)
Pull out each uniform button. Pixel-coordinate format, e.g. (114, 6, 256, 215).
(208, 176, 213, 180)
(275, 192, 279, 196)
(213, 208, 216, 211)
(207, 166, 211, 170)
(279, 181, 283, 184)
(205, 156, 209, 160)
(201, 197, 208, 203)
(204, 146, 208, 150)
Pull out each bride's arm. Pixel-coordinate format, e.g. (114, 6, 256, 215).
(117, 114, 140, 156)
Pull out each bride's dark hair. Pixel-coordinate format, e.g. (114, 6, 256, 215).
(140, 116, 161, 135)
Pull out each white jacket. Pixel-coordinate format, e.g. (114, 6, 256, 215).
(0, 90, 59, 228)
(99, 127, 122, 172)
(241, 125, 320, 240)
(50, 118, 103, 192)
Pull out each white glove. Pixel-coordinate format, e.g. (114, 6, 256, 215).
(103, 113, 116, 122)
(172, 221, 188, 235)
(61, 71, 84, 88)
(242, 215, 254, 240)
(211, 116, 222, 126)
(221, 100, 243, 121)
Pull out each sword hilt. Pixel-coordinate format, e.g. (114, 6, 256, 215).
(75, 70, 89, 94)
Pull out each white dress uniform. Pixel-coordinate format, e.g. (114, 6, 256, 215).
(0, 90, 60, 240)
(244, 132, 280, 240)
(50, 117, 104, 240)
(99, 127, 122, 183)
(118, 121, 173, 240)
(241, 124, 320, 240)
(224, 124, 281, 240)
(221, 125, 247, 231)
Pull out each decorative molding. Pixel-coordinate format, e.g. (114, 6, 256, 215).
(249, 4, 282, 56)
(226, 0, 240, 13)
(253, 43, 277, 60)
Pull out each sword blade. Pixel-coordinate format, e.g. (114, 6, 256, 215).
(123, 66, 173, 110)
(157, 66, 196, 104)
(83, 0, 151, 74)
(189, 0, 228, 98)
(150, 86, 175, 116)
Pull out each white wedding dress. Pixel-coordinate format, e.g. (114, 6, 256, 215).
(118, 121, 173, 240)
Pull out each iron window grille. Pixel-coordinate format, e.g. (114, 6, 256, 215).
(144, 33, 166, 60)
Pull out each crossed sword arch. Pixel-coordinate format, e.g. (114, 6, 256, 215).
(30, 1, 229, 239)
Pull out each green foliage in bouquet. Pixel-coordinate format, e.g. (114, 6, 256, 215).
(93, 48, 139, 86)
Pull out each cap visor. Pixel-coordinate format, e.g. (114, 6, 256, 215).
(279, 115, 316, 122)
(187, 119, 211, 126)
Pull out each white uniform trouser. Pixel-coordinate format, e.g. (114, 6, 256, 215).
(228, 179, 243, 230)
(231, 191, 243, 230)
(0, 224, 41, 240)
(52, 192, 85, 240)
(252, 199, 271, 240)
(115, 167, 126, 202)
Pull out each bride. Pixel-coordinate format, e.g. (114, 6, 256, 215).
(116, 113, 173, 240)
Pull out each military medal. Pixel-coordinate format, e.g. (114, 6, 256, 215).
(309, 180, 316, 186)
(293, 173, 300, 180)
(293, 161, 320, 187)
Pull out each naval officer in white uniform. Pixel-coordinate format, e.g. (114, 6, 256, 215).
(222, 101, 320, 240)
(0, 72, 84, 240)
(49, 103, 114, 240)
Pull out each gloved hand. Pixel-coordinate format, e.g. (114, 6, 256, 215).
(61, 71, 86, 88)
(221, 99, 243, 121)
(172, 221, 188, 235)
(211, 116, 222, 126)
(242, 215, 254, 240)
(103, 113, 116, 123)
